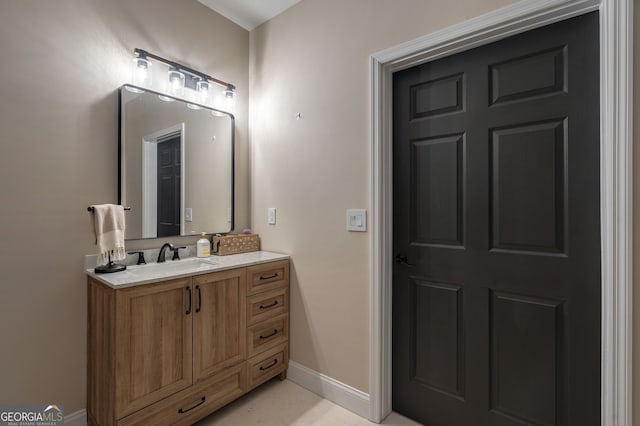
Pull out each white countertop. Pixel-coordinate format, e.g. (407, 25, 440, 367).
(86, 251, 289, 289)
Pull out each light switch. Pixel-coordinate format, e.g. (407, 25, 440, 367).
(185, 208, 193, 222)
(347, 209, 366, 232)
(268, 208, 276, 225)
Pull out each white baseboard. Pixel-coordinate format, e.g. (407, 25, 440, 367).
(287, 360, 371, 420)
(65, 409, 87, 426)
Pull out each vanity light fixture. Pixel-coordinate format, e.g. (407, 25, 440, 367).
(132, 48, 236, 104)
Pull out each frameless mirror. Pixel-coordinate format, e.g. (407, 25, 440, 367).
(119, 84, 234, 240)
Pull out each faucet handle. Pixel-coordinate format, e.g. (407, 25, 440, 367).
(172, 246, 187, 261)
(128, 251, 146, 265)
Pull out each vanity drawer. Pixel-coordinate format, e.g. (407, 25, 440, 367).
(247, 313, 289, 358)
(117, 363, 246, 426)
(247, 287, 289, 326)
(246, 260, 289, 296)
(247, 343, 288, 391)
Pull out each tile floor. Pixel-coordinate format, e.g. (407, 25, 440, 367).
(196, 378, 423, 426)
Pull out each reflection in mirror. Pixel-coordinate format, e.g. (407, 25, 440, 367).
(119, 84, 234, 240)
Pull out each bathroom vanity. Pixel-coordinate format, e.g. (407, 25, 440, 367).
(86, 252, 289, 426)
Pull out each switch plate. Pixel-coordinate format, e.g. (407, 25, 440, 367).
(268, 208, 276, 225)
(347, 209, 366, 232)
(185, 208, 193, 222)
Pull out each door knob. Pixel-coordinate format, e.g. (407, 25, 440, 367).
(395, 254, 415, 267)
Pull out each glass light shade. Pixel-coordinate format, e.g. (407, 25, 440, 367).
(196, 79, 210, 102)
(131, 57, 152, 89)
(167, 69, 185, 97)
(223, 87, 236, 109)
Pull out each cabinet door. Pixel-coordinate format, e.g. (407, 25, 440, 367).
(115, 277, 193, 418)
(193, 268, 246, 381)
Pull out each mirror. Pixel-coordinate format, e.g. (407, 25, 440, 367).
(119, 84, 234, 240)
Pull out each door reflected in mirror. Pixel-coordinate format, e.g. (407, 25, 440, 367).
(119, 84, 234, 240)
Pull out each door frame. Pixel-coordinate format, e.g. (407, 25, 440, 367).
(368, 0, 633, 424)
(142, 123, 186, 238)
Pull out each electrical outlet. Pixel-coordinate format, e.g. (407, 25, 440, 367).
(185, 208, 193, 222)
(268, 208, 276, 225)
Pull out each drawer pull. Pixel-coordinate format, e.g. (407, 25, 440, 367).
(178, 396, 206, 414)
(259, 273, 279, 280)
(259, 359, 278, 371)
(259, 300, 279, 310)
(259, 329, 279, 339)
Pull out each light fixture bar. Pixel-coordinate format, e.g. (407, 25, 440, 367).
(134, 48, 235, 91)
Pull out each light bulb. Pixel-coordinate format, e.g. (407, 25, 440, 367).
(196, 79, 210, 102)
(131, 56, 151, 90)
(223, 85, 236, 109)
(167, 68, 185, 97)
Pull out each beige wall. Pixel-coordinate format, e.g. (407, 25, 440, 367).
(0, 0, 248, 413)
(249, 0, 518, 393)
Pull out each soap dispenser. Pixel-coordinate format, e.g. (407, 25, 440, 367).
(197, 232, 210, 258)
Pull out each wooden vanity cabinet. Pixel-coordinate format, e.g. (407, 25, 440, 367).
(87, 259, 289, 426)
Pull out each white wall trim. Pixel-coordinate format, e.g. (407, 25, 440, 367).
(287, 361, 370, 419)
(369, 0, 633, 424)
(64, 409, 87, 426)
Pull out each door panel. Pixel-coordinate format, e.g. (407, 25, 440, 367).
(411, 134, 465, 247)
(157, 136, 181, 237)
(393, 12, 599, 426)
(490, 119, 566, 253)
(410, 279, 464, 398)
(490, 291, 562, 425)
(193, 269, 247, 381)
(115, 278, 193, 418)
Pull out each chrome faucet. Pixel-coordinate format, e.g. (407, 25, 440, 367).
(157, 243, 175, 263)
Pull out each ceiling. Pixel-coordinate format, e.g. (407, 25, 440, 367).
(198, 0, 303, 31)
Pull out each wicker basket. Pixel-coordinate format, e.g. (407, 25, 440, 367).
(212, 234, 260, 256)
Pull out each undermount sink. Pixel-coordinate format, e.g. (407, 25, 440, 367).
(127, 257, 218, 276)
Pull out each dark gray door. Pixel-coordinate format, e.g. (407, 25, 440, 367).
(392, 13, 600, 426)
(157, 135, 181, 237)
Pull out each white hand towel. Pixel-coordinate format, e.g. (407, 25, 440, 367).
(91, 204, 126, 265)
